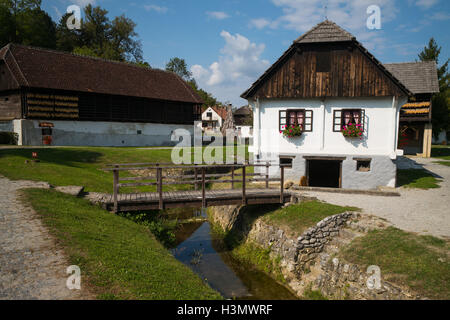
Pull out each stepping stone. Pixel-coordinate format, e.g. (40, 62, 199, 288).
(54, 186, 84, 197)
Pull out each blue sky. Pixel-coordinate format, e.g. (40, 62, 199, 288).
(44, 0, 449, 107)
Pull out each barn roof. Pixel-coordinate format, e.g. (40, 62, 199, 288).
(384, 61, 440, 94)
(0, 43, 203, 104)
(295, 20, 355, 43)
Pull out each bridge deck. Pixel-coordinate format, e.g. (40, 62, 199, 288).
(103, 189, 292, 212)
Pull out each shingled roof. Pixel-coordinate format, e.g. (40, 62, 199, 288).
(295, 20, 355, 43)
(0, 43, 203, 104)
(384, 61, 440, 94)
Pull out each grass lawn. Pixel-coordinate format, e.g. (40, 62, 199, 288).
(22, 188, 222, 300)
(397, 169, 442, 189)
(0, 146, 248, 193)
(340, 227, 450, 299)
(259, 201, 360, 236)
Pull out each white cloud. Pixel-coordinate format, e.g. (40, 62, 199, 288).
(144, 4, 168, 13)
(415, 0, 439, 9)
(73, 0, 96, 7)
(206, 11, 230, 20)
(191, 31, 270, 106)
(249, 18, 272, 29)
(430, 12, 450, 20)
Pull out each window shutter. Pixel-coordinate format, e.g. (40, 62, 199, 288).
(304, 110, 313, 132)
(279, 110, 287, 132)
(361, 109, 366, 132)
(333, 110, 342, 132)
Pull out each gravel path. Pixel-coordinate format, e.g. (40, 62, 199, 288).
(0, 176, 91, 300)
(302, 157, 450, 238)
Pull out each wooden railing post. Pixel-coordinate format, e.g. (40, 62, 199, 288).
(242, 165, 246, 205)
(265, 162, 270, 189)
(113, 166, 119, 213)
(280, 166, 285, 204)
(194, 166, 198, 191)
(158, 167, 163, 210)
(231, 166, 235, 190)
(202, 167, 206, 208)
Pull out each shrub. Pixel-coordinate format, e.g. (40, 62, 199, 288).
(0, 132, 18, 145)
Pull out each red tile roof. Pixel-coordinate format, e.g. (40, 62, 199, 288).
(0, 43, 203, 104)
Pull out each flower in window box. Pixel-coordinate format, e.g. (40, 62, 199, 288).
(342, 123, 364, 139)
(281, 124, 303, 138)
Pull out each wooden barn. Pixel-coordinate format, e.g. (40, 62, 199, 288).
(384, 62, 440, 157)
(0, 43, 202, 146)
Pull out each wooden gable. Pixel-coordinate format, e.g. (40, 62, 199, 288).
(243, 42, 409, 99)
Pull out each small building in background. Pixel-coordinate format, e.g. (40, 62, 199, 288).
(200, 106, 228, 134)
(0, 44, 202, 147)
(233, 105, 253, 138)
(384, 62, 440, 157)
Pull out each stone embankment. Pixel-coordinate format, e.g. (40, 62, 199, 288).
(209, 202, 422, 300)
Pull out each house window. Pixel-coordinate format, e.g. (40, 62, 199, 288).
(207, 112, 212, 119)
(280, 156, 294, 168)
(333, 109, 365, 132)
(316, 51, 331, 72)
(356, 159, 371, 172)
(279, 109, 313, 132)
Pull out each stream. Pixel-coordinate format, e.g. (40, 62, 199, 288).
(168, 209, 297, 300)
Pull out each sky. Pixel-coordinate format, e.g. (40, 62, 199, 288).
(43, 0, 450, 107)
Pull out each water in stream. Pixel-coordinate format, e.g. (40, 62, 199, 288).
(169, 209, 298, 300)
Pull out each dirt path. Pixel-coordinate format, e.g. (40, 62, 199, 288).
(302, 157, 450, 238)
(0, 176, 91, 300)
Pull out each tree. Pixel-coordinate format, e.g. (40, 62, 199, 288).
(165, 57, 192, 81)
(63, 4, 144, 63)
(418, 38, 449, 139)
(0, 0, 56, 49)
(187, 79, 222, 109)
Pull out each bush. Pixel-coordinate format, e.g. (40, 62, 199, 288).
(0, 132, 18, 145)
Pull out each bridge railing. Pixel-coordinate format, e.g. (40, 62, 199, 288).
(103, 162, 287, 212)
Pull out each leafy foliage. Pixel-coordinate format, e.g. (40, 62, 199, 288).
(418, 38, 449, 139)
(342, 123, 364, 139)
(281, 124, 303, 138)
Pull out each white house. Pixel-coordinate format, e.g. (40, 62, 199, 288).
(200, 106, 228, 134)
(241, 20, 436, 190)
(233, 106, 253, 139)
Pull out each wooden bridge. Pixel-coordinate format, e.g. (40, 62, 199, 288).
(103, 163, 291, 213)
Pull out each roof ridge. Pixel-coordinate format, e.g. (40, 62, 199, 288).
(3, 43, 181, 75)
(294, 19, 355, 44)
(384, 61, 437, 65)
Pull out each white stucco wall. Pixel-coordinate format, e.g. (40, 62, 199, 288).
(202, 107, 223, 128)
(251, 96, 407, 159)
(14, 120, 193, 147)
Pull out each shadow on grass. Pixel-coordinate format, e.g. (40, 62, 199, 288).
(0, 148, 103, 168)
(431, 146, 450, 159)
(397, 169, 442, 189)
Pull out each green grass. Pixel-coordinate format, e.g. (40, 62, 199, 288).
(397, 169, 442, 189)
(435, 161, 450, 167)
(0, 146, 248, 193)
(340, 227, 450, 299)
(22, 188, 222, 300)
(259, 201, 360, 236)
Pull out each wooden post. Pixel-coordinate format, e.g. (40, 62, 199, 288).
(158, 167, 163, 210)
(280, 166, 285, 204)
(231, 166, 235, 190)
(113, 167, 119, 213)
(202, 167, 206, 208)
(265, 162, 270, 189)
(242, 165, 246, 205)
(194, 167, 198, 190)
